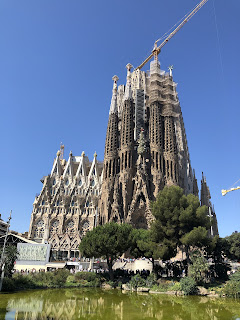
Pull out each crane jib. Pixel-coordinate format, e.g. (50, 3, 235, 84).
(135, 0, 209, 70)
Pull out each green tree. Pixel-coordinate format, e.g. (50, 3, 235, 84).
(180, 276, 198, 295)
(207, 236, 230, 280)
(223, 270, 240, 298)
(0, 245, 18, 278)
(79, 223, 132, 280)
(181, 226, 210, 248)
(225, 232, 240, 261)
(188, 250, 209, 285)
(129, 228, 161, 269)
(151, 186, 210, 261)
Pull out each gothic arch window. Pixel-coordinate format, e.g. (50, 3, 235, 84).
(82, 220, 90, 235)
(66, 220, 75, 235)
(50, 220, 59, 236)
(78, 179, 82, 186)
(34, 220, 45, 238)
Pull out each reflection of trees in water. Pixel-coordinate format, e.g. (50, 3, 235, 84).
(123, 293, 240, 320)
(4, 289, 240, 320)
(171, 295, 240, 320)
(0, 295, 8, 320)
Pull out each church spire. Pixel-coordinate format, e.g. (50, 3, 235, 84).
(50, 150, 62, 177)
(124, 63, 133, 101)
(109, 75, 119, 114)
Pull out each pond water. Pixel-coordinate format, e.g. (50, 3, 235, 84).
(0, 288, 240, 320)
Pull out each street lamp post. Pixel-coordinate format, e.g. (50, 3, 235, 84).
(0, 210, 12, 292)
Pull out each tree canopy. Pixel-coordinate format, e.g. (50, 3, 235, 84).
(129, 228, 161, 267)
(0, 245, 18, 278)
(79, 222, 133, 280)
(225, 232, 240, 261)
(151, 186, 210, 260)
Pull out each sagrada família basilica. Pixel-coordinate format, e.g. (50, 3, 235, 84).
(28, 59, 218, 260)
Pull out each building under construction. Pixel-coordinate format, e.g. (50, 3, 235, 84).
(99, 59, 218, 234)
(28, 0, 218, 258)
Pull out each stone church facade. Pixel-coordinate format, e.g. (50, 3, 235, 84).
(99, 60, 217, 232)
(28, 59, 218, 258)
(28, 150, 103, 259)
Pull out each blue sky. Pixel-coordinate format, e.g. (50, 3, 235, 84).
(0, 0, 239, 237)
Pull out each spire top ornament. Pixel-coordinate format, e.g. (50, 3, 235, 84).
(168, 65, 174, 77)
(109, 75, 119, 114)
(124, 63, 133, 101)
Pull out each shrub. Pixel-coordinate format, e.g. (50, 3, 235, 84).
(74, 271, 98, 282)
(13, 274, 36, 289)
(223, 270, 240, 298)
(51, 269, 69, 287)
(74, 272, 102, 287)
(129, 274, 146, 289)
(188, 252, 209, 285)
(66, 275, 76, 284)
(31, 271, 54, 287)
(230, 270, 240, 282)
(210, 262, 231, 281)
(30, 269, 69, 288)
(2, 278, 15, 292)
(180, 277, 198, 295)
(145, 273, 157, 288)
(171, 282, 181, 291)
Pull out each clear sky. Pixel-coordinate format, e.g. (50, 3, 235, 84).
(0, 0, 239, 237)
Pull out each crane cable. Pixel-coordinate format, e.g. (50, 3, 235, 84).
(212, 0, 224, 76)
(136, 0, 209, 70)
(145, 3, 202, 65)
(155, 2, 202, 43)
(230, 178, 240, 190)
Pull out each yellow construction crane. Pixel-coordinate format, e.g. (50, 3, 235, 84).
(221, 186, 240, 196)
(136, 0, 209, 70)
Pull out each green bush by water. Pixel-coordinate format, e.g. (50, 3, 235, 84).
(2, 270, 103, 292)
(129, 274, 146, 289)
(180, 277, 198, 295)
(74, 271, 102, 287)
(223, 270, 240, 298)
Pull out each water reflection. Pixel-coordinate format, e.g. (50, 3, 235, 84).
(0, 289, 240, 320)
